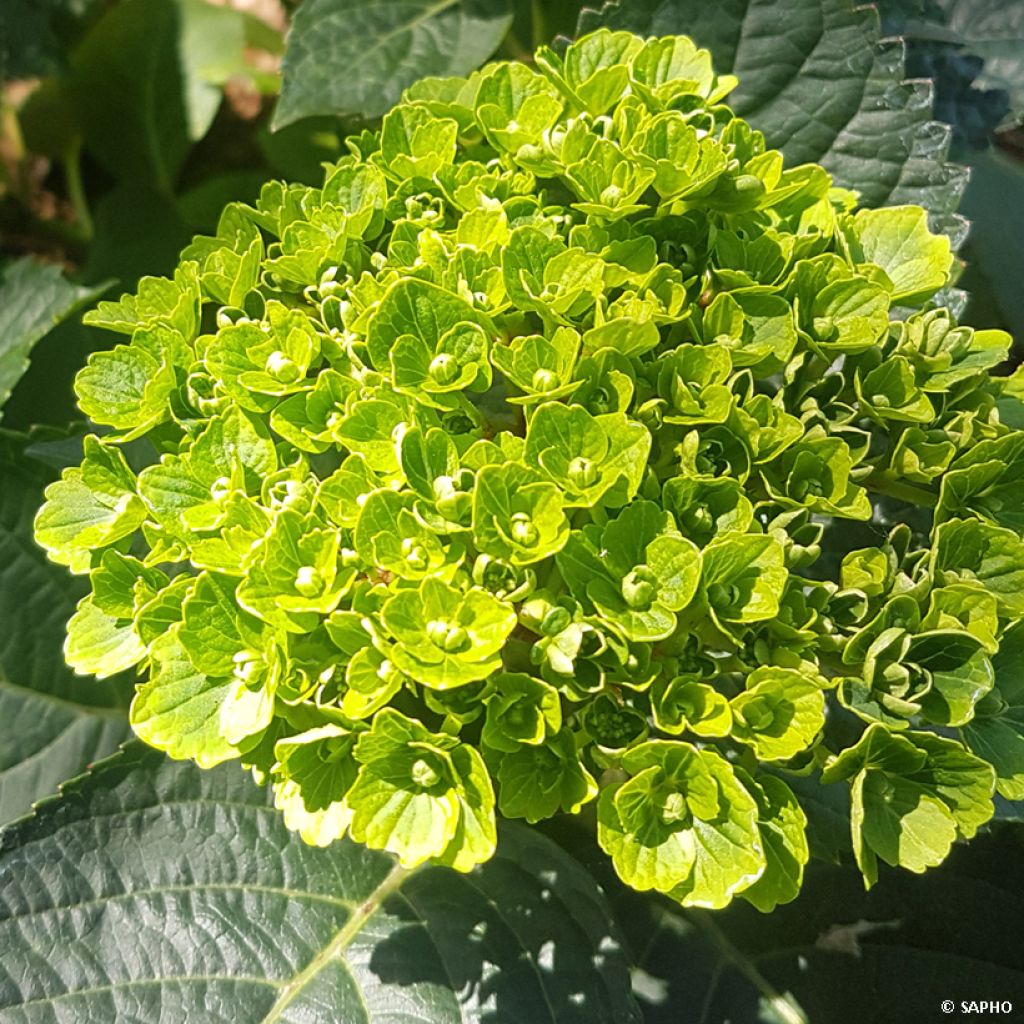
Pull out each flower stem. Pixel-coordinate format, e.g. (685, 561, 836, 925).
(64, 136, 93, 241)
(530, 0, 547, 49)
(863, 472, 937, 508)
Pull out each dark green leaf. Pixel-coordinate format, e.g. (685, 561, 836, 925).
(82, 181, 193, 285)
(0, 0, 106, 80)
(0, 743, 640, 1024)
(0, 436, 130, 826)
(578, 0, 968, 238)
(274, 0, 515, 127)
(964, 622, 1024, 800)
(559, 819, 1024, 1023)
(68, 0, 245, 193)
(959, 149, 1024, 344)
(257, 117, 347, 184)
(929, 0, 1024, 118)
(0, 259, 109, 419)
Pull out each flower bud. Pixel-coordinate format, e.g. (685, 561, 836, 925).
(621, 566, 657, 610)
(319, 279, 345, 300)
(437, 492, 472, 523)
(733, 173, 763, 195)
(812, 316, 839, 342)
(660, 791, 689, 825)
(531, 368, 559, 393)
(294, 566, 323, 598)
(509, 512, 539, 547)
(428, 353, 460, 386)
(268, 478, 307, 509)
(402, 538, 429, 571)
(434, 472, 473, 523)
(210, 476, 232, 503)
(686, 503, 714, 534)
(637, 398, 666, 431)
(707, 582, 741, 611)
(187, 371, 227, 416)
(376, 657, 401, 686)
(232, 649, 265, 685)
(426, 619, 449, 647)
(472, 553, 512, 591)
(265, 351, 301, 383)
(589, 385, 614, 414)
(216, 306, 247, 329)
(543, 124, 567, 157)
(411, 757, 441, 789)
(442, 626, 469, 653)
(427, 619, 469, 653)
(737, 694, 775, 732)
(568, 456, 599, 490)
(540, 605, 572, 637)
(430, 472, 455, 503)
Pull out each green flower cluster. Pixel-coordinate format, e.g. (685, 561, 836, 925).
(35, 29, 1024, 909)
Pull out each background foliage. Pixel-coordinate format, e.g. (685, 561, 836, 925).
(1, 1, 1023, 1021)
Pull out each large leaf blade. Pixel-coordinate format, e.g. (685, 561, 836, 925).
(67, 0, 252, 193)
(578, 0, 968, 238)
(0, 259, 109, 419)
(274, 0, 515, 127)
(554, 818, 1024, 1023)
(922, 0, 1024, 118)
(0, 436, 131, 825)
(0, 743, 639, 1023)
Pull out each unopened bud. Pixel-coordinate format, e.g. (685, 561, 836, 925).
(568, 456, 599, 490)
(531, 368, 559, 393)
(294, 566, 323, 598)
(622, 566, 657, 610)
(265, 351, 300, 383)
(510, 512, 539, 547)
(411, 757, 441, 789)
(428, 353, 460, 386)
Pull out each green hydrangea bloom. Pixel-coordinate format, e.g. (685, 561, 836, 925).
(36, 28, 1022, 905)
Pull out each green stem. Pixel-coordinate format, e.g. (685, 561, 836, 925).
(530, 0, 547, 49)
(261, 861, 416, 1023)
(455, 391, 486, 430)
(686, 908, 808, 1024)
(862, 472, 937, 508)
(63, 136, 93, 241)
(440, 714, 462, 735)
